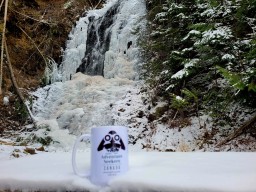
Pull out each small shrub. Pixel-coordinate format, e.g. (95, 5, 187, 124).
(14, 101, 29, 123)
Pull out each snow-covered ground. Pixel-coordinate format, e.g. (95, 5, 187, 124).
(1, 152, 256, 192)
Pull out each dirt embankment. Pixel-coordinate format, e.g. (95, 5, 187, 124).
(0, 0, 93, 134)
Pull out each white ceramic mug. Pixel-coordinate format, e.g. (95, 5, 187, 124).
(72, 126, 129, 186)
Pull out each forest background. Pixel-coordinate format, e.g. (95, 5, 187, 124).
(0, 0, 255, 147)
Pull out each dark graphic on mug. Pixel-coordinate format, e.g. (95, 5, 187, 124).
(97, 130, 125, 152)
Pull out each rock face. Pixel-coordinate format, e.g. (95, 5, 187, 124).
(76, 2, 120, 76)
(0, 0, 87, 133)
(60, 0, 146, 81)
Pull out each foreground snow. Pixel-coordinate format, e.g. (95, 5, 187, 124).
(0, 152, 256, 192)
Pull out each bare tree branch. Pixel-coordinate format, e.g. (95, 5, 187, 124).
(10, 8, 54, 25)
(87, 0, 94, 8)
(94, 0, 103, 9)
(0, 0, 5, 11)
(17, 25, 48, 67)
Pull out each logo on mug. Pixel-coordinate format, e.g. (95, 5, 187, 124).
(97, 130, 125, 152)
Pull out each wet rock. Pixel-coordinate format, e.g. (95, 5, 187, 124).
(24, 147, 36, 155)
(118, 108, 126, 112)
(148, 113, 156, 122)
(36, 146, 45, 151)
(77, 2, 120, 76)
(12, 153, 20, 158)
(137, 111, 144, 118)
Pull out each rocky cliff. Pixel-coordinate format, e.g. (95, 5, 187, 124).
(0, 0, 93, 134)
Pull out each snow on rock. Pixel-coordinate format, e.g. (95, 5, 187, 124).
(3, 96, 9, 105)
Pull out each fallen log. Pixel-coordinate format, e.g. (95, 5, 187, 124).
(216, 114, 256, 147)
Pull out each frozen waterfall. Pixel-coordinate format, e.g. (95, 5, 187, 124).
(31, 0, 146, 138)
(60, 0, 146, 81)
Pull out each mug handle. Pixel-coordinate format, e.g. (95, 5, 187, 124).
(72, 134, 91, 177)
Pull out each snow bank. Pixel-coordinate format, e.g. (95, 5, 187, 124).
(0, 152, 256, 192)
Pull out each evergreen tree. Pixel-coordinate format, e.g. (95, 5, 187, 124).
(142, 0, 256, 121)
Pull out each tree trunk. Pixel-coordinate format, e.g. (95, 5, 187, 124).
(0, 0, 8, 95)
(4, 39, 36, 123)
